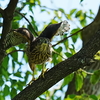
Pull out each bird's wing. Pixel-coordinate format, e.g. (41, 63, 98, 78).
(4, 28, 35, 50)
(39, 20, 70, 41)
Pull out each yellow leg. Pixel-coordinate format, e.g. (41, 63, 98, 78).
(28, 63, 36, 85)
(28, 76, 36, 85)
(39, 63, 49, 78)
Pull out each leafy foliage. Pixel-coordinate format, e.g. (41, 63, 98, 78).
(90, 70, 100, 84)
(0, 0, 99, 100)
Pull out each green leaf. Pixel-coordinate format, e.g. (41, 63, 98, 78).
(81, 70, 87, 78)
(59, 8, 65, 13)
(56, 47, 62, 52)
(54, 10, 62, 19)
(17, 80, 26, 90)
(75, 73, 83, 91)
(0, 78, 4, 86)
(89, 95, 98, 100)
(64, 40, 69, 50)
(70, 28, 80, 43)
(65, 52, 73, 58)
(29, 0, 34, 3)
(89, 9, 94, 15)
(70, 9, 77, 15)
(39, 97, 46, 100)
(80, 19, 87, 27)
(80, 0, 84, 2)
(72, 35, 78, 43)
(23, 53, 28, 63)
(36, 0, 41, 5)
(69, 45, 76, 55)
(67, 94, 76, 99)
(29, 15, 38, 32)
(41, 9, 46, 12)
(51, 19, 58, 24)
(1, 68, 9, 80)
(75, 10, 82, 18)
(87, 16, 94, 19)
(0, 95, 4, 100)
(11, 87, 17, 99)
(71, 28, 80, 34)
(11, 51, 18, 62)
(66, 14, 72, 20)
(2, 56, 9, 69)
(10, 79, 17, 87)
(25, 71, 32, 82)
(56, 97, 62, 100)
(4, 85, 10, 96)
(52, 50, 60, 65)
(62, 73, 74, 87)
(90, 70, 100, 84)
(94, 51, 100, 60)
(12, 19, 19, 29)
(6, 46, 16, 53)
(14, 72, 22, 78)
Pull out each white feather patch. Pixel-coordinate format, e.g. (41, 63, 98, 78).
(56, 20, 70, 35)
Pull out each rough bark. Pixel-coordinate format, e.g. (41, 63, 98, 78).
(65, 6, 100, 96)
(12, 29, 100, 100)
(0, 0, 18, 63)
(1, 1, 100, 100)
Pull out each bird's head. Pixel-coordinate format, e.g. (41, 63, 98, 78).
(14, 28, 35, 43)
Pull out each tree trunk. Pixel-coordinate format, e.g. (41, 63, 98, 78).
(65, 7, 100, 97)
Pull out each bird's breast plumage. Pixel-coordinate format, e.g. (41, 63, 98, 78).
(27, 37, 52, 64)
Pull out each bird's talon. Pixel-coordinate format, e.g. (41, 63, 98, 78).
(44, 68, 49, 73)
(27, 77, 36, 85)
(39, 68, 49, 79)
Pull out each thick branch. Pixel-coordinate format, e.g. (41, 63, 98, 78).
(1, 0, 18, 42)
(0, 7, 4, 16)
(0, 0, 18, 63)
(12, 30, 100, 100)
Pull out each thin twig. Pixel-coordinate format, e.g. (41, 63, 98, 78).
(80, 69, 93, 75)
(53, 49, 66, 59)
(15, 10, 38, 36)
(6, 50, 25, 56)
(41, 5, 58, 11)
(52, 27, 85, 47)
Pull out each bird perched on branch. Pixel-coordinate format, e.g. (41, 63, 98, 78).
(4, 20, 70, 84)
(26, 20, 70, 84)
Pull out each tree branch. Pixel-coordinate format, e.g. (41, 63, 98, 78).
(0, 7, 4, 16)
(52, 26, 86, 47)
(12, 30, 100, 100)
(6, 50, 25, 56)
(0, 0, 18, 63)
(1, 0, 18, 42)
(15, 10, 38, 36)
